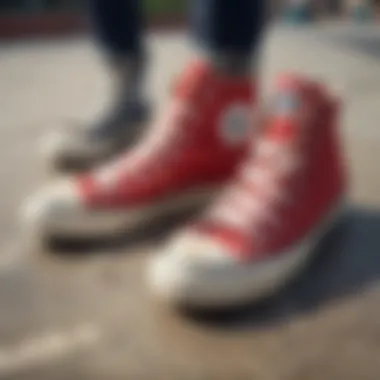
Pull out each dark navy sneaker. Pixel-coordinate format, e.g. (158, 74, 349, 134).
(41, 94, 149, 173)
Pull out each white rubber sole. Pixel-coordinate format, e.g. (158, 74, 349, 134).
(149, 198, 347, 309)
(27, 186, 220, 240)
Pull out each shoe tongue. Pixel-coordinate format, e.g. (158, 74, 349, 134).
(265, 77, 305, 142)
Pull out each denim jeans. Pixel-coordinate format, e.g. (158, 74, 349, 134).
(90, 0, 265, 59)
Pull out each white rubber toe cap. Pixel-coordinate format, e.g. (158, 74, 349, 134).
(22, 179, 84, 237)
(22, 179, 137, 238)
(148, 232, 244, 307)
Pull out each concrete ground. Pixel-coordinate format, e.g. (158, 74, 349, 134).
(1, 22, 380, 380)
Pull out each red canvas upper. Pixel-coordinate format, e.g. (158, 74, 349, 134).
(76, 60, 256, 208)
(192, 74, 347, 261)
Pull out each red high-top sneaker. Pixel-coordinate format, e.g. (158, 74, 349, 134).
(23, 60, 256, 239)
(149, 74, 347, 308)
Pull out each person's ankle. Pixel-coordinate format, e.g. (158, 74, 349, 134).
(207, 52, 254, 78)
(110, 53, 147, 104)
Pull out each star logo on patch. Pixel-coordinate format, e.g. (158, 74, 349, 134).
(220, 104, 251, 146)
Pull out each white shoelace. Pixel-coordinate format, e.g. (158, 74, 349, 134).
(207, 138, 303, 238)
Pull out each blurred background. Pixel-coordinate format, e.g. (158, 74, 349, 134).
(0, 0, 378, 38)
(1, 1, 380, 380)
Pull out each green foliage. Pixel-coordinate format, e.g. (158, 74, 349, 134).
(143, 0, 187, 15)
